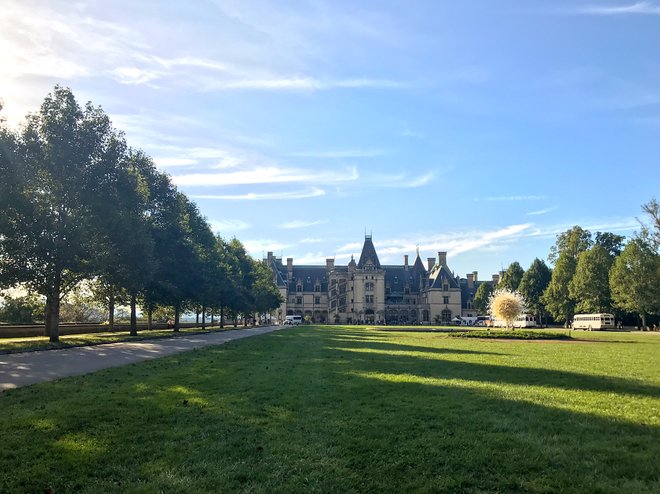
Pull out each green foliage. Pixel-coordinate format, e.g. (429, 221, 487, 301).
(610, 237, 660, 328)
(518, 258, 551, 323)
(499, 261, 524, 291)
(0, 294, 44, 323)
(448, 330, 571, 340)
(543, 226, 593, 325)
(472, 282, 493, 315)
(569, 245, 614, 314)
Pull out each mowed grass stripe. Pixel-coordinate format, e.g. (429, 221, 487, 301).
(1, 326, 658, 493)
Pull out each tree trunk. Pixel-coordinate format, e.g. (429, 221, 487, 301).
(196, 309, 200, 325)
(174, 305, 180, 332)
(641, 313, 647, 331)
(220, 306, 224, 328)
(211, 310, 215, 326)
(202, 306, 206, 330)
(108, 289, 115, 332)
(147, 306, 153, 330)
(130, 293, 137, 336)
(45, 295, 53, 337)
(47, 273, 62, 343)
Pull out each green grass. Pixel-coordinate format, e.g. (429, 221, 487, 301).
(1, 326, 659, 493)
(448, 329, 573, 340)
(0, 325, 241, 354)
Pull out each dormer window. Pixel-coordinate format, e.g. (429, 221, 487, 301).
(297, 284, 303, 292)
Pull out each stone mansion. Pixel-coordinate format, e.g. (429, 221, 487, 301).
(264, 235, 500, 325)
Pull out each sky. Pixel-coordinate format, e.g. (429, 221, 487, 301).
(1, 0, 659, 281)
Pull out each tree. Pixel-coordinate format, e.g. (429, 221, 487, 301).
(543, 226, 592, 326)
(518, 258, 551, 326)
(595, 232, 625, 258)
(610, 237, 660, 330)
(489, 288, 526, 329)
(499, 262, 524, 291)
(0, 294, 44, 323)
(473, 282, 493, 315)
(640, 198, 660, 252)
(569, 245, 614, 314)
(0, 86, 126, 341)
(251, 260, 284, 321)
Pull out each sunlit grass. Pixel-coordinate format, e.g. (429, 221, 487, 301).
(0, 325, 241, 354)
(0, 325, 658, 493)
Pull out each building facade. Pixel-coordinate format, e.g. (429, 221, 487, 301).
(265, 235, 498, 324)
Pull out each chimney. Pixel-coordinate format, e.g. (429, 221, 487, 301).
(326, 258, 335, 271)
(473, 271, 478, 282)
(492, 273, 500, 284)
(427, 257, 436, 271)
(467, 273, 475, 288)
(404, 255, 409, 269)
(266, 251, 274, 266)
(438, 251, 447, 266)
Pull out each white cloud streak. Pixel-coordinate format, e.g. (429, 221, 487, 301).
(526, 207, 558, 216)
(279, 220, 328, 229)
(480, 195, 547, 202)
(190, 188, 326, 201)
(209, 219, 251, 233)
(574, 2, 660, 15)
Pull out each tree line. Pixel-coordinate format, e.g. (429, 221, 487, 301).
(0, 86, 282, 342)
(473, 203, 660, 329)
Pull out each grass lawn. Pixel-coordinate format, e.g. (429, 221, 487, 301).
(1, 326, 658, 493)
(0, 325, 242, 354)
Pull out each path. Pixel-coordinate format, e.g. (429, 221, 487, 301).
(0, 326, 282, 392)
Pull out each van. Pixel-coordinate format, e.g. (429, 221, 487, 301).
(285, 315, 303, 325)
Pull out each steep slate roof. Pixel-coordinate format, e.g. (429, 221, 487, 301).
(289, 266, 328, 292)
(460, 280, 491, 309)
(383, 265, 426, 295)
(269, 258, 288, 288)
(357, 235, 381, 269)
(429, 265, 460, 290)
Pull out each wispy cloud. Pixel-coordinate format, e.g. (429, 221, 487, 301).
(288, 149, 390, 158)
(173, 166, 358, 186)
(300, 237, 325, 244)
(153, 157, 198, 168)
(190, 188, 326, 201)
(480, 195, 547, 202)
(279, 220, 328, 229)
(209, 219, 251, 233)
(526, 207, 558, 216)
(573, 2, 660, 15)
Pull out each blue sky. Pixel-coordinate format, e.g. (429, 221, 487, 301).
(1, 0, 658, 281)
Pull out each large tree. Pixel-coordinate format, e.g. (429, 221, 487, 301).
(518, 258, 551, 326)
(543, 226, 592, 326)
(0, 87, 125, 341)
(473, 282, 493, 315)
(610, 237, 660, 330)
(499, 262, 524, 292)
(569, 245, 614, 314)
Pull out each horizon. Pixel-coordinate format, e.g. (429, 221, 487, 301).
(2, 0, 658, 278)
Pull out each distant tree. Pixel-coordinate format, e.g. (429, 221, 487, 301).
(251, 260, 284, 320)
(569, 245, 614, 314)
(518, 258, 551, 326)
(489, 288, 526, 330)
(610, 237, 660, 330)
(0, 294, 44, 323)
(543, 226, 593, 326)
(473, 282, 493, 315)
(595, 232, 625, 258)
(640, 198, 660, 252)
(499, 262, 525, 291)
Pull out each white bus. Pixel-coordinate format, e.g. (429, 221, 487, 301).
(491, 314, 537, 328)
(571, 313, 615, 331)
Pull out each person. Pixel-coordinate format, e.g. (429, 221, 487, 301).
(167, 319, 174, 329)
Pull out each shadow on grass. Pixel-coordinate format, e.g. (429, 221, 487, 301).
(1, 326, 658, 493)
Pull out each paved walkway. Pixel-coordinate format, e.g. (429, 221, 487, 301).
(0, 326, 282, 392)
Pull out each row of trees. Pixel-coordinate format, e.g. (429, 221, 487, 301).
(473, 201, 660, 328)
(0, 86, 282, 341)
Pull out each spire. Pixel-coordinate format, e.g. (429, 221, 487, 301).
(357, 234, 381, 269)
